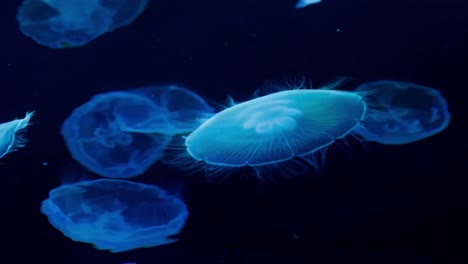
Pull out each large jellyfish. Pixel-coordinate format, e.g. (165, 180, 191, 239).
(16, 0, 149, 49)
(177, 83, 366, 180)
(0, 112, 34, 159)
(124, 84, 215, 134)
(61, 91, 172, 178)
(41, 179, 189, 253)
(352, 80, 451, 145)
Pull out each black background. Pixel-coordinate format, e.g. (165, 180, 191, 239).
(1, 0, 467, 263)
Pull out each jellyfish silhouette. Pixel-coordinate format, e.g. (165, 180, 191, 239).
(41, 179, 189, 253)
(124, 84, 215, 134)
(173, 81, 366, 180)
(61, 91, 172, 178)
(352, 80, 451, 145)
(0, 111, 34, 159)
(16, 0, 149, 49)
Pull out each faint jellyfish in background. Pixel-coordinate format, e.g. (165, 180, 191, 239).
(171, 80, 366, 181)
(295, 0, 321, 9)
(0, 111, 34, 159)
(352, 80, 451, 145)
(16, 0, 149, 48)
(61, 91, 172, 178)
(121, 84, 215, 135)
(40, 179, 189, 253)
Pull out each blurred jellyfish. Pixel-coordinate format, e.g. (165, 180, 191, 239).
(0, 111, 34, 159)
(61, 91, 172, 178)
(41, 179, 189, 253)
(295, 0, 321, 9)
(112, 91, 174, 134)
(16, 0, 149, 48)
(172, 81, 366, 181)
(125, 84, 215, 134)
(352, 80, 451, 145)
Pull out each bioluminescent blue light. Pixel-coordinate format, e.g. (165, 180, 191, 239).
(295, 0, 322, 9)
(352, 80, 451, 145)
(182, 86, 366, 179)
(61, 91, 172, 178)
(16, 0, 149, 49)
(40, 179, 189, 253)
(0, 111, 34, 159)
(129, 84, 215, 134)
(112, 92, 174, 134)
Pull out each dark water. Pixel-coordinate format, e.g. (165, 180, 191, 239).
(1, 0, 467, 263)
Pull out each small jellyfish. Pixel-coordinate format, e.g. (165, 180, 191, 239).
(0, 111, 34, 159)
(41, 179, 189, 253)
(173, 81, 366, 180)
(16, 0, 149, 48)
(61, 91, 172, 178)
(127, 84, 215, 134)
(295, 0, 322, 9)
(352, 80, 451, 145)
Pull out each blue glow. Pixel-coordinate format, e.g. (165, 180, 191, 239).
(295, 0, 322, 9)
(0, 111, 34, 159)
(61, 91, 172, 178)
(172, 82, 366, 180)
(130, 84, 215, 134)
(353, 80, 451, 145)
(41, 179, 189, 253)
(111, 92, 172, 134)
(16, 0, 149, 48)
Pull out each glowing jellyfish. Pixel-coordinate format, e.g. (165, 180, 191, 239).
(16, 0, 149, 48)
(179, 84, 366, 180)
(127, 84, 215, 134)
(352, 80, 451, 145)
(112, 91, 174, 134)
(295, 0, 322, 9)
(41, 179, 189, 253)
(61, 91, 172, 178)
(0, 111, 34, 159)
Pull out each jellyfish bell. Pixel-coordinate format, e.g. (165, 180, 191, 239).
(186, 89, 366, 166)
(40, 179, 189, 253)
(169, 81, 367, 181)
(352, 80, 451, 145)
(0, 111, 35, 159)
(61, 91, 172, 179)
(16, 0, 149, 48)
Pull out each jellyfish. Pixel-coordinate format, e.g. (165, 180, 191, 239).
(16, 0, 149, 48)
(61, 91, 172, 178)
(0, 111, 34, 159)
(40, 179, 189, 253)
(172, 82, 366, 180)
(352, 80, 451, 145)
(112, 91, 174, 134)
(295, 0, 322, 9)
(125, 84, 215, 134)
